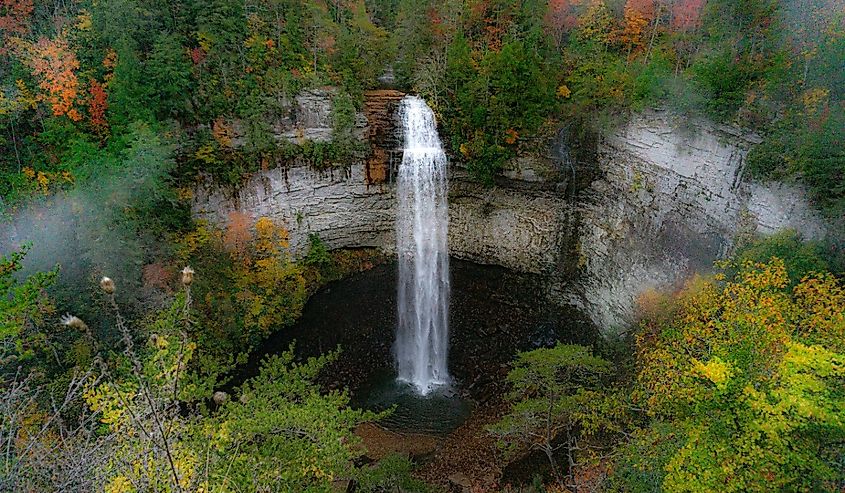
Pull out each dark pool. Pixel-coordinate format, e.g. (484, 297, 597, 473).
(353, 370, 471, 435)
(235, 258, 597, 435)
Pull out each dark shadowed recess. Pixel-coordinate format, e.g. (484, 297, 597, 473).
(233, 258, 598, 434)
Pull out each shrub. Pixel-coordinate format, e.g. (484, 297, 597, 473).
(609, 259, 845, 492)
(732, 230, 829, 285)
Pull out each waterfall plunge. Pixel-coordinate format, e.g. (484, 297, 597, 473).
(395, 96, 450, 395)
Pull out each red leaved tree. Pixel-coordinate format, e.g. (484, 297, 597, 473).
(545, 0, 580, 48)
(224, 211, 253, 258)
(626, 0, 655, 19)
(671, 0, 705, 31)
(88, 79, 108, 134)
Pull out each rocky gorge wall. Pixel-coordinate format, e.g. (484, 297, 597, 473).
(192, 89, 402, 255)
(193, 163, 397, 255)
(193, 89, 573, 275)
(574, 110, 827, 334)
(192, 92, 828, 337)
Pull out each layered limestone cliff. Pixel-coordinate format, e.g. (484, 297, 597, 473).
(193, 164, 396, 255)
(191, 162, 573, 275)
(574, 110, 827, 334)
(192, 89, 573, 274)
(193, 89, 400, 255)
(448, 170, 572, 274)
(192, 92, 827, 337)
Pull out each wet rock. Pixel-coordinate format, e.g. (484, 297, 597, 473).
(448, 472, 473, 492)
(355, 422, 440, 461)
(363, 89, 405, 184)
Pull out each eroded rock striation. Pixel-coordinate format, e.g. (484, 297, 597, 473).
(193, 89, 401, 255)
(448, 170, 572, 274)
(192, 93, 827, 337)
(193, 164, 396, 255)
(575, 110, 827, 334)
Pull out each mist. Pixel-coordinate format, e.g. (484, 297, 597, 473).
(1, 123, 179, 334)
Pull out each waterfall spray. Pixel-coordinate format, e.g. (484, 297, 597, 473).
(395, 96, 450, 395)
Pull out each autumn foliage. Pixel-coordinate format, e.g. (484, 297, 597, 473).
(174, 217, 307, 375)
(544, 0, 581, 47)
(223, 211, 252, 256)
(25, 36, 81, 120)
(618, 259, 845, 491)
(87, 79, 108, 133)
(211, 117, 234, 148)
(0, 0, 33, 54)
(671, 0, 705, 30)
(619, 4, 650, 55)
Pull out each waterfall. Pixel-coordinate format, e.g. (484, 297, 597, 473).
(395, 96, 450, 395)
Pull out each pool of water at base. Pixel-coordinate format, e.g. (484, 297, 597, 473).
(234, 259, 598, 437)
(352, 369, 472, 436)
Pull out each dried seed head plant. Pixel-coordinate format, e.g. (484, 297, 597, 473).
(99, 276, 115, 295)
(180, 266, 194, 287)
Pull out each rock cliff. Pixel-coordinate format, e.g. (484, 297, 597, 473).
(193, 88, 574, 275)
(192, 93, 828, 337)
(448, 170, 573, 274)
(193, 164, 396, 255)
(574, 110, 827, 334)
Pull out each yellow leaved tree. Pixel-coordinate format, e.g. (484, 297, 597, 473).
(612, 258, 845, 492)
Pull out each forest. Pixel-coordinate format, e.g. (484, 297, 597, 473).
(1, 0, 843, 491)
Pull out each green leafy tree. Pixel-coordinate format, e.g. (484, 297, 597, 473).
(83, 267, 378, 493)
(0, 246, 57, 366)
(147, 33, 195, 119)
(662, 342, 845, 492)
(732, 229, 829, 284)
(332, 1, 392, 99)
(201, 348, 379, 492)
(489, 343, 612, 485)
(106, 40, 155, 129)
(443, 36, 557, 182)
(355, 453, 432, 493)
(691, 48, 761, 119)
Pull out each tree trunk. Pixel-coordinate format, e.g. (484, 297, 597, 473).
(566, 429, 578, 492)
(543, 445, 564, 487)
(645, 14, 662, 64)
(10, 120, 21, 173)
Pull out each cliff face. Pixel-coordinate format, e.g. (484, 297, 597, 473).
(574, 111, 826, 334)
(193, 89, 574, 275)
(448, 171, 573, 274)
(193, 164, 396, 255)
(227, 87, 369, 146)
(193, 89, 401, 255)
(363, 90, 405, 184)
(192, 93, 828, 337)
